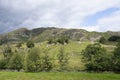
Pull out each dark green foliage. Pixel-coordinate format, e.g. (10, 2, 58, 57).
(108, 36, 120, 42)
(57, 47, 69, 71)
(26, 40, 35, 48)
(57, 36, 69, 45)
(99, 37, 106, 44)
(82, 43, 110, 72)
(48, 36, 69, 45)
(112, 42, 120, 72)
(48, 38, 57, 44)
(41, 50, 53, 71)
(25, 48, 41, 72)
(0, 59, 7, 69)
(2, 45, 12, 59)
(0, 35, 8, 45)
(8, 53, 23, 71)
(16, 42, 22, 48)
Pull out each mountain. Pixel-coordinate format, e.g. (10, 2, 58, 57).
(0, 27, 120, 44)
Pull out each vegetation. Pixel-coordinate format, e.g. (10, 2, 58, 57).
(8, 53, 23, 71)
(41, 49, 53, 71)
(0, 28, 120, 80)
(26, 40, 35, 48)
(112, 42, 120, 72)
(1, 27, 120, 44)
(57, 47, 69, 71)
(0, 40, 119, 73)
(108, 36, 120, 42)
(0, 72, 120, 80)
(81, 43, 111, 71)
(25, 47, 41, 72)
(16, 42, 22, 48)
(99, 37, 106, 44)
(2, 45, 13, 59)
(48, 36, 69, 45)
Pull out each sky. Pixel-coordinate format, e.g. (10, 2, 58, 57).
(0, 0, 120, 33)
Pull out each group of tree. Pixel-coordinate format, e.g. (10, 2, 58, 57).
(0, 45, 23, 71)
(99, 35, 120, 44)
(25, 47, 69, 72)
(48, 36, 69, 45)
(108, 36, 120, 42)
(0, 42, 69, 72)
(25, 48, 53, 72)
(82, 42, 120, 72)
(0, 39, 120, 72)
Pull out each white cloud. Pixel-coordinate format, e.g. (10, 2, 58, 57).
(97, 11, 120, 31)
(0, 0, 120, 33)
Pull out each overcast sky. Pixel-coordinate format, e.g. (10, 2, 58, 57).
(0, 0, 120, 33)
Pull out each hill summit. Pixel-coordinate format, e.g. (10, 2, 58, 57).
(0, 27, 120, 43)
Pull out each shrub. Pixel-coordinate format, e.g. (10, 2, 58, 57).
(81, 43, 110, 72)
(16, 42, 22, 48)
(99, 37, 106, 44)
(108, 36, 120, 42)
(112, 42, 120, 72)
(2, 45, 13, 59)
(57, 47, 69, 71)
(25, 47, 41, 72)
(8, 53, 23, 71)
(26, 40, 34, 48)
(0, 59, 7, 69)
(41, 49, 53, 71)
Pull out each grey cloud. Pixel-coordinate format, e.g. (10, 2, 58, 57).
(0, 0, 120, 33)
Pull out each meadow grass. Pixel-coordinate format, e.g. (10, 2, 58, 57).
(0, 72, 120, 80)
(0, 41, 116, 71)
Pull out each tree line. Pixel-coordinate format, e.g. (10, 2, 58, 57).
(0, 41, 69, 72)
(0, 40, 120, 73)
(82, 42, 120, 72)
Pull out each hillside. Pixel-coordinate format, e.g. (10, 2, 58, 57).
(0, 27, 120, 44)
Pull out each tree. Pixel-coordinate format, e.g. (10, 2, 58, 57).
(112, 42, 120, 72)
(2, 45, 12, 59)
(0, 59, 7, 69)
(26, 40, 34, 48)
(8, 53, 23, 71)
(57, 47, 69, 71)
(41, 49, 53, 71)
(82, 43, 110, 72)
(57, 36, 69, 45)
(99, 37, 106, 44)
(108, 36, 120, 42)
(25, 47, 41, 72)
(16, 42, 22, 48)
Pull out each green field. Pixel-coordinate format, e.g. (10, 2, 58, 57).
(0, 41, 118, 80)
(0, 72, 120, 80)
(0, 41, 116, 71)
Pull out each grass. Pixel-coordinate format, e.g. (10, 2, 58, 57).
(0, 41, 119, 80)
(0, 72, 120, 80)
(0, 41, 116, 70)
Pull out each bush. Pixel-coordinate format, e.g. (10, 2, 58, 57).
(25, 47, 41, 72)
(2, 45, 13, 59)
(16, 42, 22, 48)
(26, 40, 34, 48)
(112, 42, 120, 72)
(99, 37, 106, 44)
(81, 43, 110, 72)
(0, 59, 7, 69)
(57, 47, 69, 71)
(41, 49, 53, 71)
(8, 53, 23, 71)
(108, 36, 120, 42)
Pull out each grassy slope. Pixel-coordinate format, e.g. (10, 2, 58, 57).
(0, 41, 118, 80)
(0, 41, 116, 70)
(0, 72, 120, 80)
